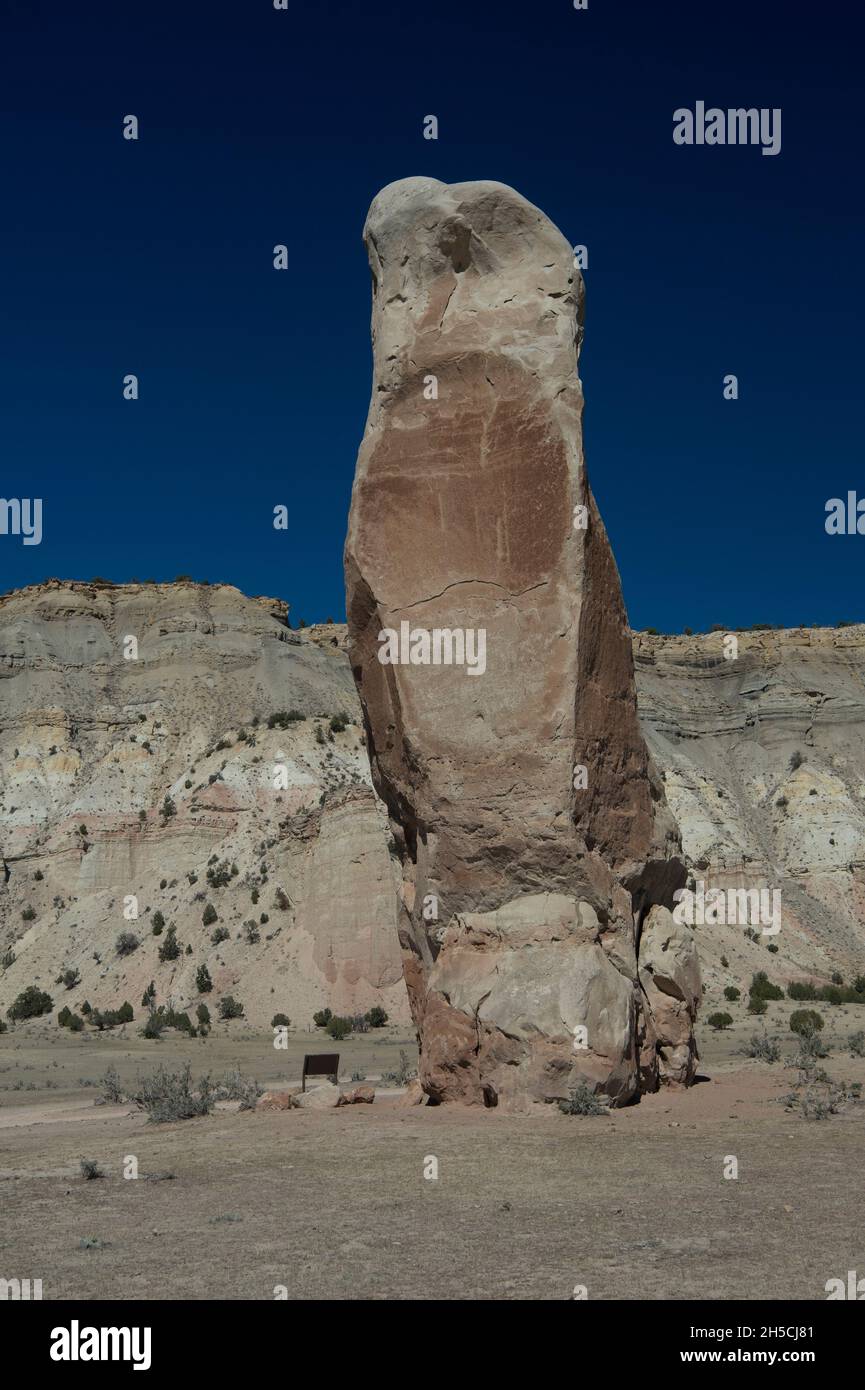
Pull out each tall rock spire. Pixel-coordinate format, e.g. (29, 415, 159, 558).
(346, 177, 699, 1107)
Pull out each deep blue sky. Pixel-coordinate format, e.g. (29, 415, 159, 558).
(2, 0, 862, 630)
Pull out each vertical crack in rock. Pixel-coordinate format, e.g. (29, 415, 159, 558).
(345, 177, 700, 1110)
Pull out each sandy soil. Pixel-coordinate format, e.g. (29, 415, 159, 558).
(1, 1006, 863, 1301)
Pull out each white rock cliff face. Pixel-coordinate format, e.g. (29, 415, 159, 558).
(635, 627, 865, 995)
(1, 583, 863, 1058)
(0, 581, 409, 1030)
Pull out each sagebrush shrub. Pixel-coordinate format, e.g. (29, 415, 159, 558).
(745, 1033, 780, 1062)
(218, 996, 244, 1021)
(558, 1081, 606, 1116)
(133, 1064, 214, 1123)
(100, 1066, 124, 1103)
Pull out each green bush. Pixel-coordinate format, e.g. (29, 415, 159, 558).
(312, 1008, 332, 1028)
(788, 981, 818, 1001)
(91, 1001, 134, 1030)
(365, 1005, 388, 1027)
(723, 986, 740, 1002)
(748, 996, 768, 1016)
(196, 1003, 211, 1033)
(195, 964, 213, 994)
(141, 1010, 164, 1040)
(707, 1012, 733, 1031)
(202, 904, 218, 927)
(21, 906, 37, 922)
(58, 1005, 72, 1027)
(56, 968, 81, 991)
(158, 927, 181, 962)
(749, 971, 784, 1002)
(558, 1081, 606, 1116)
(68, 1013, 84, 1032)
(271, 1013, 290, 1027)
(267, 710, 305, 729)
(8, 985, 53, 1020)
(790, 1009, 824, 1039)
(116, 931, 140, 957)
(218, 996, 244, 1021)
(206, 860, 233, 889)
(152, 910, 165, 930)
(817, 985, 843, 1006)
(326, 1015, 352, 1041)
(848, 1030, 865, 1058)
(210, 924, 229, 944)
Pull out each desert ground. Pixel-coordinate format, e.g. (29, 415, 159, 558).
(1, 1004, 863, 1302)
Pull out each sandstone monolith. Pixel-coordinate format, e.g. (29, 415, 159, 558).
(345, 177, 699, 1107)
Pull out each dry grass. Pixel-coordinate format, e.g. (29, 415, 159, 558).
(1, 1022, 863, 1299)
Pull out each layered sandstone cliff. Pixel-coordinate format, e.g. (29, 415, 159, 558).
(636, 627, 865, 994)
(344, 178, 698, 1108)
(2, 581, 863, 1053)
(0, 581, 408, 1030)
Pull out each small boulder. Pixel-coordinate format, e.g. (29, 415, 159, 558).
(256, 1089, 299, 1112)
(293, 1082, 341, 1111)
(338, 1085, 375, 1105)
